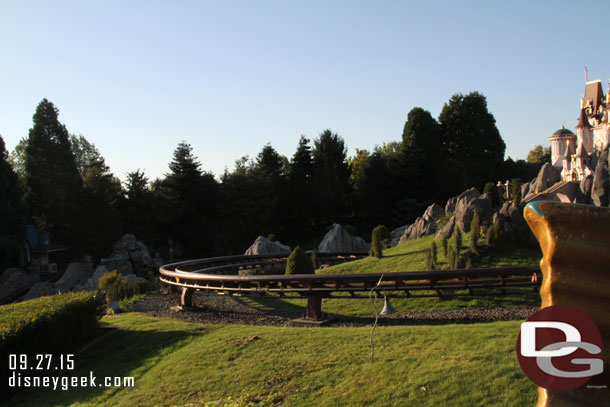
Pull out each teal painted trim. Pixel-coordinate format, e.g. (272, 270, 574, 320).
(526, 201, 549, 218)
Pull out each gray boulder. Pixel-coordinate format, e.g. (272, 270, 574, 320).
(591, 146, 609, 207)
(318, 224, 370, 253)
(0, 268, 33, 300)
(389, 225, 408, 247)
(55, 262, 92, 292)
(455, 194, 493, 233)
(23, 282, 60, 301)
(453, 187, 481, 216)
(244, 236, 291, 255)
(399, 203, 445, 244)
(435, 215, 456, 240)
(574, 175, 593, 204)
(108, 234, 160, 276)
(535, 163, 561, 193)
(445, 196, 458, 214)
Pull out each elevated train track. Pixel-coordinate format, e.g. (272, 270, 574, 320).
(159, 252, 541, 321)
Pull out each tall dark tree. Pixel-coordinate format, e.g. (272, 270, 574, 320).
(23, 99, 83, 250)
(0, 135, 26, 268)
(287, 136, 315, 239)
(252, 144, 288, 238)
(160, 141, 219, 257)
(438, 92, 506, 197)
(121, 169, 155, 246)
(312, 130, 351, 227)
(401, 107, 442, 204)
(77, 136, 123, 259)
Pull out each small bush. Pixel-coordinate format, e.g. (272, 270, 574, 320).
(441, 235, 448, 257)
(0, 292, 105, 399)
(371, 225, 390, 258)
(470, 210, 480, 255)
(484, 182, 499, 207)
(452, 227, 462, 257)
(267, 234, 277, 242)
(311, 249, 319, 269)
(430, 240, 437, 265)
(99, 271, 128, 302)
(464, 252, 473, 269)
(511, 179, 522, 204)
(285, 246, 314, 275)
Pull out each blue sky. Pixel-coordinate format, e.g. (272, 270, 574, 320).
(1, 1, 608, 181)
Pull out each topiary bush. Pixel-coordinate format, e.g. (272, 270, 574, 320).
(470, 210, 480, 255)
(285, 246, 314, 275)
(371, 225, 390, 258)
(0, 292, 105, 400)
(99, 270, 128, 302)
(484, 182, 499, 207)
(511, 178, 522, 204)
(311, 249, 319, 270)
(267, 234, 277, 242)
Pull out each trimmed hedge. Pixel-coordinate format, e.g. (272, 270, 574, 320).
(1, 291, 105, 397)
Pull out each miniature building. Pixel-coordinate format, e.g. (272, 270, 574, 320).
(550, 78, 610, 182)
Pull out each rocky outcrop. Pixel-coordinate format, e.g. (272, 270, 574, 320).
(534, 163, 561, 193)
(389, 225, 408, 247)
(398, 203, 445, 244)
(244, 236, 291, 255)
(435, 215, 456, 240)
(104, 234, 161, 276)
(23, 282, 60, 301)
(455, 194, 493, 233)
(492, 201, 529, 241)
(574, 175, 593, 204)
(55, 261, 93, 292)
(318, 224, 370, 253)
(0, 268, 33, 301)
(591, 146, 609, 207)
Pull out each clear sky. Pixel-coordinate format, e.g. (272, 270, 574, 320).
(1, 1, 608, 181)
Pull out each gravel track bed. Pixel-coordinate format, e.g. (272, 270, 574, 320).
(129, 291, 538, 327)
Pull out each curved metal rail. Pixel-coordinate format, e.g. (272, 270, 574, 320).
(160, 252, 541, 321)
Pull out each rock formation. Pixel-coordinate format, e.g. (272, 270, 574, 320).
(318, 224, 370, 253)
(244, 236, 291, 255)
(398, 203, 445, 244)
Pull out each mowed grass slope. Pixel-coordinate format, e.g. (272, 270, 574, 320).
(243, 234, 542, 316)
(10, 313, 537, 407)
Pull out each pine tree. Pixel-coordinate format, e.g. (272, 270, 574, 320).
(285, 246, 314, 275)
(0, 135, 26, 268)
(24, 99, 83, 249)
(470, 210, 480, 255)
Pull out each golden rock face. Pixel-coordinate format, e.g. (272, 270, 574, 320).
(524, 201, 610, 407)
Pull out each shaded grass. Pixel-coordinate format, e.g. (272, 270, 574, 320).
(239, 234, 542, 316)
(9, 313, 537, 407)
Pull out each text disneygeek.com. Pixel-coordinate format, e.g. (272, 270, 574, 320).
(7, 354, 135, 391)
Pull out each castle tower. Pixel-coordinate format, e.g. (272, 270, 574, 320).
(576, 100, 593, 154)
(549, 126, 576, 170)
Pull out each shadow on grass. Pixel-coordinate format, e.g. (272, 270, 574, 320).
(8, 328, 202, 407)
(381, 249, 427, 259)
(231, 295, 306, 317)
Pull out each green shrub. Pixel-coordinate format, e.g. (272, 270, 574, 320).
(285, 246, 314, 275)
(430, 240, 437, 265)
(470, 210, 480, 255)
(371, 225, 390, 258)
(511, 178, 522, 204)
(441, 235, 448, 257)
(99, 270, 128, 302)
(267, 234, 277, 242)
(452, 227, 462, 257)
(311, 249, 319, 269)
(484, 182, 499, 207)
(0, 292, 105, 398)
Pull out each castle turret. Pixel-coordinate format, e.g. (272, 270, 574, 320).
(576, 104, 593, 154)
(549, 126, 576, 170)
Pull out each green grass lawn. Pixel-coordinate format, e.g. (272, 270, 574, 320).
(9, 312, 537, 407)
(236, 234, 542, 317)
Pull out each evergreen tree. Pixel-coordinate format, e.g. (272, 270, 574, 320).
(285, 246, 315, 275)
(122, 169, 155, 245)
(161, 141, 219, 257)
(0, 135, 26, 268)
(23, 99, 83, 250)
(438, 92, 506, 196)
(312, 130, 351, 227)
(287, 136, 315, 239)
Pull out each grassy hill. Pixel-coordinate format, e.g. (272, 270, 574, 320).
(9, 313, 537, 407)
(240, 233, 542, 316)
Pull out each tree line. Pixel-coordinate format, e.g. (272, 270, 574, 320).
(0, 94, 546, 268)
